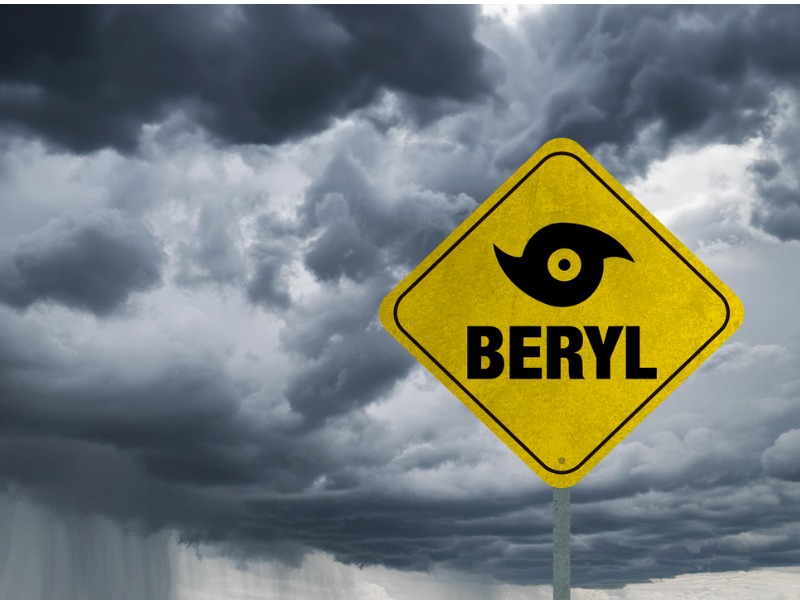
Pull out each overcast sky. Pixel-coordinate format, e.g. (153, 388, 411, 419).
(2, 5, 800, 598)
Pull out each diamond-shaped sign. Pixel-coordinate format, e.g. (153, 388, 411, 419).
(380, 138, 744, 487)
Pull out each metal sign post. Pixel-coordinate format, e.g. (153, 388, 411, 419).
(553, 487, 571, 600)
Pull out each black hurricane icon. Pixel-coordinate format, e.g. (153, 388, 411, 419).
(494, 223, 633, 307)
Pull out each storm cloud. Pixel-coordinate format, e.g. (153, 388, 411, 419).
(0, 211, 162, 315)
(1, 5, 800, 595)
(0, 6, 497, 153)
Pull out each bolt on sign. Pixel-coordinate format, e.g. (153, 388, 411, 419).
(380, 138, 744, 488)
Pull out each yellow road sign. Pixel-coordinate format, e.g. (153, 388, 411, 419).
(380, 138, 744, 488)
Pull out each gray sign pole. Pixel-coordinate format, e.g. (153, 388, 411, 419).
(553, 487, 571, 600)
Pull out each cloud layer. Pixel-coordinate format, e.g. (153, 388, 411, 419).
(0, 211, 163, 314)
(0, 6, 496, 152)
(0, 5, 800, 592)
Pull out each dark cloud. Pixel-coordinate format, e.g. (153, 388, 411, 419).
(174, 205, 244, 288)
(0, 211, 163, 315)
(237, 490, 554, 581)
(0, 6, 496, 153)
(246, 255, 290, 309)
(281, 285, 413, 426)
(300, 153, 475, 283)
(749, 97, 800, 240)
(303, 205, 378, 284)
(246, 219, 293, 310)
(763, 429, 800, 481)
(480, 5, 800, 242)
(490, 6, 800, 180)
(0, 312, 323, 527)
(264, 144, 476, 426)
(4, 5, 800, 593)
(0, 436, 230, 531)
(0, 337, 244, 483)
(754, 194, 800, 241)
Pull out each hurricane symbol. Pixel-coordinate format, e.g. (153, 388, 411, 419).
(494, 223, 633, 307)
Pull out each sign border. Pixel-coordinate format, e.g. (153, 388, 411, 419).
(389, 149, 732, 475)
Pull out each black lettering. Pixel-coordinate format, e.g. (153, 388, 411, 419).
(584, 326, 623, 379)
(509, 326, 542, 379)
(467, 326, 504, 379)
(625, 326, 657, 379)
(547, 326, 584, 379)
